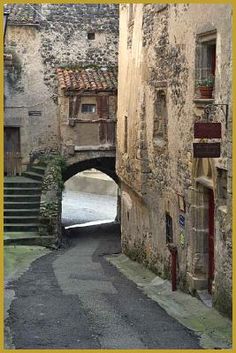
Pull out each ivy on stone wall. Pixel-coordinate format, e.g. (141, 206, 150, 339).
(39, 154, 66, 242)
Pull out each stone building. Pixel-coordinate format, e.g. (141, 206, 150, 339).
(4, 3, 119, 174)
(4, 4, 119, 236)
(116, 4, 232, 317)
(57, 67, 117, 171)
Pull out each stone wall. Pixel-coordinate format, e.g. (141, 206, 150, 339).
(39, 155, 66, 246)
(117, 4, 232, 316)
(4, 4, 119, 168)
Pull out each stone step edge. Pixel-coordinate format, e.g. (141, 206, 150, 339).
(4, 187, 42, 191)
(4, 209, 40, 212)
(4, 236, 56, 248)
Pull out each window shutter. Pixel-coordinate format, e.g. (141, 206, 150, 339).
(97, 95, 109, 119)
(74, 96, 81, 117)
(101, 96, 109, 119)
(96, 96, 102, 118)
(69, 97, 74, 118)
(195, 42, 202, 81)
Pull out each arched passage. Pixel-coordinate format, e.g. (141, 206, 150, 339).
(63, 157, 119, 185)
(62, 157, 120, 228)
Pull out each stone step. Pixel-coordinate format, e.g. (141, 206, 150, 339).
(4, 223, 39, 232)
(4, 209, 40, 217)
(22, 171, 44, 181)
(4, 187, 41, 195)
(4, 194, 41, 203)
(4, 201, 40, 210)
(4, 177, 41, 189)
(4, 216, 39, 224)
(4, 233, 54, 247)
(30, 165, 46, 175)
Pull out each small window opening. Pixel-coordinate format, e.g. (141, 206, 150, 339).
(166, 212, 173, 243)
(154, 90, 167, 139)
(124, 116, 128, 153)
(88, 32, 95, 40)
(81, 104, 96, 113)
(217, 168, 227, 205)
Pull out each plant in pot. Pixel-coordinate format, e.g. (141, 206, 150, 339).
(196, 76, 214, 99)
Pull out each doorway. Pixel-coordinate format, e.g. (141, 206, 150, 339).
(4, 127, 21, 176)
(189, 157, 217, 296)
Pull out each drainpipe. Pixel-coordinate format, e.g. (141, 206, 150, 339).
(167, 243, 178, 291)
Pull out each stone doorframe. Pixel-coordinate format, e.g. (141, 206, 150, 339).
(187, 158, 216, 293)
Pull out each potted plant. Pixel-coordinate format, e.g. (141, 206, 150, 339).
(196, 76, 214, 99)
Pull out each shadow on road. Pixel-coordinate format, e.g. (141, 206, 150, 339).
(62, 221, 121, 250)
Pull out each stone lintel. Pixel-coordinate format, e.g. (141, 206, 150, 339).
(74, 145, 116, 152)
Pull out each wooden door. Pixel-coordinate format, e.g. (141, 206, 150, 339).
(4, 127, 21, 176)
(208, 189, 215, 294)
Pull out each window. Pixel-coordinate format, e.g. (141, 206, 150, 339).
(87, 32, 95, 40)
(195, 31, 216, 99)
(153, 90, 167, 138)
(81, 104, 96, 113)
(217, 168, 227, 205)
(166, 213, 173, 243)
(124, 116, 128, 152)
(128, 4, 134, 23)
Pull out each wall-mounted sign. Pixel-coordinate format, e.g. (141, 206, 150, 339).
(179, 232, 185, 248)
(179, 215, 185, 228)
(193, 142, 221, 158)
(28, 111, 42, 117)
(194, 122, 221, 138)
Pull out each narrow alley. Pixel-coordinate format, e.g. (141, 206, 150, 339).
(5, 223, 201, 349)
(3, 3, 233, 351)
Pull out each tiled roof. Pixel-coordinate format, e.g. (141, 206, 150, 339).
(5, 4, 41, 25)
(56, 67, 117, 92)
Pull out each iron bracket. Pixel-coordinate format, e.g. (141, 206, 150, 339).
(203, 103, 229, 128)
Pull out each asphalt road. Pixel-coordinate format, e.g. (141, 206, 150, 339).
(6, 223, 201, 349)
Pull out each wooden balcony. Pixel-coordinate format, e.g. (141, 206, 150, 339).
(67, 119, 116, 150)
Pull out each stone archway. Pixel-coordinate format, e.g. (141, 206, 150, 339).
(187, 158, 216, 293)
(63, 157, 118, 184)
(62, 156, 121, 224)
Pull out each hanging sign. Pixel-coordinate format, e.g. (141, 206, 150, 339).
(194, 122, 221, 138)
(193, 142, 221, 158)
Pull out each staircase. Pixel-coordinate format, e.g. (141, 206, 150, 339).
(4, 165, 45, 233)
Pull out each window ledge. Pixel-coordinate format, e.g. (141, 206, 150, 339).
(193, 98, 214, 108)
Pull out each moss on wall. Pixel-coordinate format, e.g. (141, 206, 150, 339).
(39, 154, 66, 245)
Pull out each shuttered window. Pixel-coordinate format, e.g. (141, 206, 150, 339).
(96, 96, 109, 119)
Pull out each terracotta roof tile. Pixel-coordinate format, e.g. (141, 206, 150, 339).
(56, 67, 117, 92)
